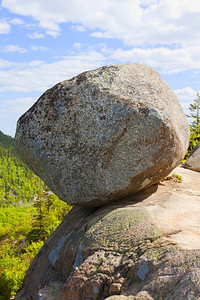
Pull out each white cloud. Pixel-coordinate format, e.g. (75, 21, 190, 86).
(10, 18, 24, 25)
(91, 31, 113, 38)
(27, 60, 44, 67)
(174, 87, 198, 118)
(110, 46, 200, 74)
(2, 0, 200, 47)
(0, 97, 35, 114)
(0, 44, 200, 96)
(0, 58, 15, 68)
(0, 21, 10, 34)
(2, 0, 200, 73)
(28, 31, 45, 39)
(71, 25, 86, 32)
(73, 43, 82, 50)
(174, 87, 197, 101)
(2, 44, 27, 53)
(31, 46, 48, 51)
(46, 30, 60, 38)
(0, 50, 106, 92)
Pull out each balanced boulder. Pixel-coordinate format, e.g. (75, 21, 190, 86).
(185, 142, 200, 171)
(15, 64, 189, 206)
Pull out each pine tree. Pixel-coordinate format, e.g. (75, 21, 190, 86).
(186, 92, 200, 156)
(188, 92, 200, 129)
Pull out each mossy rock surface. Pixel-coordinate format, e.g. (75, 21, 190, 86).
(18, 167, 200, 299)
(82, 207, 162, 252)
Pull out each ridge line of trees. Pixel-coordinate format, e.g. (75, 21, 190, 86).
(185, 91, 200, 158)
(0, 131, 72, 299)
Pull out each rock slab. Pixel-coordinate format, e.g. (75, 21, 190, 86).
(16, 166, 200, 300)
(185, 142, 200, 171)
(15, 64, 189, 205)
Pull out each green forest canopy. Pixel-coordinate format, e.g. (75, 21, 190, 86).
(0, 131, 72, 299)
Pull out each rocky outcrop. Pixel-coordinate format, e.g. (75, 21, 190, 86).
(15, 64, 189, 206)
(17, 166, 200, 300)
(15, 64, 194, 300)
(185, 142, 200, 171)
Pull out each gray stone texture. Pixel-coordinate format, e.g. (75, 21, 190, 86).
(15, 64, 189, 205)
(16, 166, 200, 300)
(185, 142, 200, 171)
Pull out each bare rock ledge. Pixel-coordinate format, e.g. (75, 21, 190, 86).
(16, 166, 200, 300)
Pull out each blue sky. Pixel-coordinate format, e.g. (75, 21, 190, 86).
(0, 0, 200, 136)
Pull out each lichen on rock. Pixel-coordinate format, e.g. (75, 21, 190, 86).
(81, 207, 162, 253)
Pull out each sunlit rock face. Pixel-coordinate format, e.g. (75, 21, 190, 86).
(17, 166, 200, 300)
(185, 142, 200, 171)
(15, 64, 189, 206)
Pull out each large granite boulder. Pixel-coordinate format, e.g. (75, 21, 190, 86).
(185, 142, 200, 171)
(16, 166, 200, 300)
(15, 64, 189, 206)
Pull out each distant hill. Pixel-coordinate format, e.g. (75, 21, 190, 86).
(0, 130, 14, 150)
(0, 130, 46, 207)
(0, 130, 72, 300)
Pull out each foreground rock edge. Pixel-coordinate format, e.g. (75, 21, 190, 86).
(16, 166, 200, 300)
(184, 142, 200, 172)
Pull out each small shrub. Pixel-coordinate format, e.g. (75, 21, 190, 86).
(165, 173, 182, 183)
